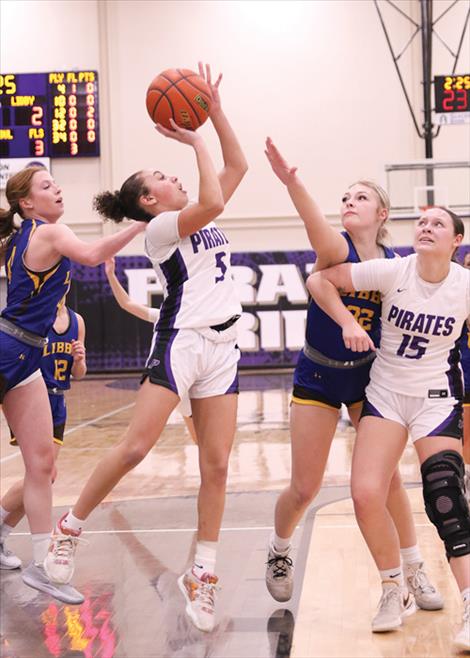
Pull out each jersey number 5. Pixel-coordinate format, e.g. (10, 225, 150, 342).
(215, 251, 227, 283)
(396, 333, 429, 360)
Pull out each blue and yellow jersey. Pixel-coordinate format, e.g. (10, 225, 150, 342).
(460, 323, 470, 394)
(41, 307, 78, 390)
(2, 219, 71, 337)
(305, 232, 396, 362)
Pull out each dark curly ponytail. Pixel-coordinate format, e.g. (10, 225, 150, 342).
(93, 171, 154, 223)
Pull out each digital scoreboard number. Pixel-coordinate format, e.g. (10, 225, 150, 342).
(434, 74, 470, 112)
(0, 70, 99, 158)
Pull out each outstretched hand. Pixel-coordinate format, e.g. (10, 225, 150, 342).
(198, 62, 222, 115)
(342, 320, 376, 353)
(155, 118, 202, 145)
(264, 137, 298, 186)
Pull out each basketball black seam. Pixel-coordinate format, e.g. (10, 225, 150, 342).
(175, 69, 211, 96)
(149, 71, 207, 119)
(159, 73, 203, 127)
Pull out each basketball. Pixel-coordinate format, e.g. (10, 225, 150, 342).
(146, 68, 212, 131)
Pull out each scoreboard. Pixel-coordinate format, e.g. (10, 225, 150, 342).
(0, 70, 99, 158)
(434, 74, 470, 125)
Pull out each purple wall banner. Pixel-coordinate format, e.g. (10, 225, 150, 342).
(68, 246, 467, 372)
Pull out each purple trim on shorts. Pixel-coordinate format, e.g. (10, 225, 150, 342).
(446, 340, 463, 400)
(426, 404, 459, 437)
(225, 370, 239, 394)
(362, 398, 384, 418)
(158, 249, 188, 331)
(163, 328, 178, 392)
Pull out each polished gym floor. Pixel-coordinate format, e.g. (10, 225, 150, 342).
(0, 373, 463, 658)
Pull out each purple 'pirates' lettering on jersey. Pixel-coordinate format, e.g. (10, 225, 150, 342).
(189, 225, 230, 254)
(41, 308, 78, 390)
(305, 232, 396, 361)
(145, 213, 241, 331)
(351, 255, 470, 398)
(2, 219, 71, 337)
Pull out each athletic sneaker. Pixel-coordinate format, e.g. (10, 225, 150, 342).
(178, 568, 219, 632)
(405, 562, 444, 610)
(44, 516, 84, 584)
(453, 601, 470, 652)
(371, 582, 416, 633)
(265, 547, 293, 602)
(22, 562, 84, 605)
(0, 540, 22, 570)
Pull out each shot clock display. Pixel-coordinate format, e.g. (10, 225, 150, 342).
(0, 70, 99, 158)
(434, 74, 470, 113)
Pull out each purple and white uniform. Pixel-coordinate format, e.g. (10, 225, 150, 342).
(142, 210, 241, 400)
(351, 254, 470, 441)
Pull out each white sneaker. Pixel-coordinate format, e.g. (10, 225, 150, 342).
(265, 546, 294, 602)
(454, 601, 470, 652)
(22, 562, 84, 605)
(371, 582, 416, 633)
(178, 568, 219, 632)
(43, 520, 84, 584)
(405, 562, 444, 610)
(0, 540, 22, 570)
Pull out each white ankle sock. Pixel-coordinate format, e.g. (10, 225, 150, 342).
(270, 531, 291, 554)
(193, 540, 217, 579)
(60, 510, 84, 534)
(462, 587, 470, 605)
(379, 567, 403, 588)
(32, 533, 51, 565)
(0, 506, 10, 524)
(400, 545, 422, 572)
(0, 523, 14, 541)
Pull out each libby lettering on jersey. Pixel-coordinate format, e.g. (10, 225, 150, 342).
(190, 226, 229, 254)
(43, 341, 72, 356)
(428, 389, 448, 398)
(387, 305, 456, 336)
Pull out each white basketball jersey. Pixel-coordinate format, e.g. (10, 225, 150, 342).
(145, 210, 241, 330)
(351, 254, 470, 398)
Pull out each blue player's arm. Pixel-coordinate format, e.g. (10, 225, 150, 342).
(265, 138, 348, 268)
(307, 264, 375, 353)
(71, 313, 87, 379)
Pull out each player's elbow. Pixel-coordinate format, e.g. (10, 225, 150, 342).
(204, 200, 225, 221)
(306, 271, 321, 297)
(82, 247, 104, 267)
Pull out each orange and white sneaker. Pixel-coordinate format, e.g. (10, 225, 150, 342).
(43, 514, 83, 584)
(177, 568, 219, 632)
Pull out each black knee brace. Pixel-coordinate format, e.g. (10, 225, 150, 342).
(421, 450, 470, 559)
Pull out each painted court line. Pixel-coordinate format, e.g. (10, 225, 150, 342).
(0, 402, 135, 464)
(11, 525, 278, 537)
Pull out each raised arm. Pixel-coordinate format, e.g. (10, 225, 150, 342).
(198, 62, 248, 204)
(156, 120, 224, 238)
(28, 220, 146, 270)
(71, 312, 87, 379)
(104, 258, 155, 323)
(265, 138, 348, 267)
(306, 264, 375, 353)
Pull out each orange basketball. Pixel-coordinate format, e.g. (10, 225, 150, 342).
(146, 68, 212, 131)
